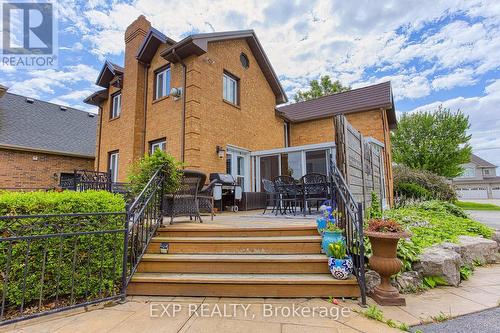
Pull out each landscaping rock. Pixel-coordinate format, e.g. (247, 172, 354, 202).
(396, 271, 422, 292)
(443, 236, 499, 265)
(364, 269, 381, 293)
(413, 246, 461, 286)
(492, 232, 500, 251)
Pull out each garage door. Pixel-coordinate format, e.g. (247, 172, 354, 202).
(493, 187, 500, 199)
(457, 187, 488, 199)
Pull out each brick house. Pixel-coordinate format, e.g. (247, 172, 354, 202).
(0, 85, 96, 190)
(85, 16, 396, 202)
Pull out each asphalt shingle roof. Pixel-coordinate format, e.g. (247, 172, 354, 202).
(470, 153, 496, 168)
(277, 81, 396, 128)
(0, 92, 97, 157)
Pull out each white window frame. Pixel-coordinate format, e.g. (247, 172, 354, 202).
(111, 93, 121, 119)
(109, 152, 119, 182)
(150, 139, 166, 154)
(223, 72, 238, 105)
(155, 67, 171, 100)
(459, 167, 475, 178)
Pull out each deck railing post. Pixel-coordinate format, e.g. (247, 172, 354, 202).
(357, 202, 367, 306)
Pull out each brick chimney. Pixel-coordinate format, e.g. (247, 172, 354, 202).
(0, 84, 8, 98)
(122, 15, 151, 162)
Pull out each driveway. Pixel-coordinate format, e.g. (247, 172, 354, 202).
(467, 211, 500, 230)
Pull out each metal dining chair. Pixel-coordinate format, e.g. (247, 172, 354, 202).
(273, 176, 302, 215)
(301, 173, 329, 216)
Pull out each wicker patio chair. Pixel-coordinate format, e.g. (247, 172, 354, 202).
(273, 175, 303, 215)
(165, 171, 202, 223)
(262, 178, 278, 214)
(301, 173, 329, 216)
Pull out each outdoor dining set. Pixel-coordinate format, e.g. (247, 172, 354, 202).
(262, 173, 331, 216)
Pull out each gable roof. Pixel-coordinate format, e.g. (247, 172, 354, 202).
(470, 153, 496, 168)
(160, 30, 287, 104)
(136, 28, 176, 63)
(0, 92, 97, 157)
(96, 60, 124, 88)
(277, 81, 396, 128)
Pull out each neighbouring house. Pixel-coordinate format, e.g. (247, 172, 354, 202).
(0, 85, 97, 190)
(84, 15, 396, 203)
(453, 153, 500, 199)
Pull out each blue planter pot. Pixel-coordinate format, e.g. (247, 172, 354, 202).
(328, 256, 353, 280)
(321, 230, 345, 254)
(316, 218, 327, 235)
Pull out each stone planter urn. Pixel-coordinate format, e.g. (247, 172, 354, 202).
(365, 230, 410, 306)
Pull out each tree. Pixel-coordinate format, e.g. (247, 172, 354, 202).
(294, 75, 350, 102)
(391, 106, 472, 178)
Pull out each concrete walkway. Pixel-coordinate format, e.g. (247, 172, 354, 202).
(2, 265, 499, 333)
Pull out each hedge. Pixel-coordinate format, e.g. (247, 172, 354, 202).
(0, 190, 126, 310)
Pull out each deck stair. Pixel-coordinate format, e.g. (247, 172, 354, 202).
(127, 223, 360, 297)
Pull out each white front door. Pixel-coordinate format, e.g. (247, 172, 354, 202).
(226, 147, 250, 192)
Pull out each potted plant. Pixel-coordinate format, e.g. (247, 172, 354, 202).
(321, 220, 344, 254)
(365, 218, 410, 306)
(326, 240, 353, 280)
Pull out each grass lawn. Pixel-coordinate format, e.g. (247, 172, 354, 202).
(455, 201, 500, 211)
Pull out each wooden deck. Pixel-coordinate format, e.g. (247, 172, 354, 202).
(127, 210, 361, 298)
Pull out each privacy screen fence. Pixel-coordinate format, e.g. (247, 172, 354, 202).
(334, 115, 386, 208)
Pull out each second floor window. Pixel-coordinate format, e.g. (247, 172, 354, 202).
(223, 72, 239, 105)
(460, 167, 475, 178)
(111, 93, 121, 119)
(155, 67, 171, 100)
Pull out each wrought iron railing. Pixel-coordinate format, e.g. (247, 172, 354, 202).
(329, 157, 367, 305)
(59, 170, 112, 192)
(0, 212, 127, 325)
(123, 165, 165, 286)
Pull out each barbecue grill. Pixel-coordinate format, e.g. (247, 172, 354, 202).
(209, 173, 242, 212)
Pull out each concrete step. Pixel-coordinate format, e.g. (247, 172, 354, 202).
(146, 236, 322, 254)
(137, 254, 330, 274)
(157, 225, 318, 237)
(127, 273, 360, 297)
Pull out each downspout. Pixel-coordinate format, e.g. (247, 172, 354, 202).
(141, 62, 150, 155)
(96, 106, 103, 171)
(172, 49, 187, 164)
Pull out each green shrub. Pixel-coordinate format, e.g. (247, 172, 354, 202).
(393, 165, 456, 201)
(367, 191, 382, 219)
(127, 149, 182, 197)
(0, 190, 125, 215)
(394, 182, 431, 200)
(0, 191, 126, 309)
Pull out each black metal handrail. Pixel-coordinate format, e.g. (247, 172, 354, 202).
(123, 164, 166, 287)
(329, 156, 367, 305)
(0, 212, 127, 325)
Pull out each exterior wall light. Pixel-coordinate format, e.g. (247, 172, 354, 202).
(216, 145, 225, 159)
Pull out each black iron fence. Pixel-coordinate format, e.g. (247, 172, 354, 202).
(329, 156, 367, 305)
(0, 212, 127, 325)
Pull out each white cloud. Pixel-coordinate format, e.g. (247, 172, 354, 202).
(58, 0, 499, 101)
(5, 65, 99, 100)
(431, 68, 477, 91)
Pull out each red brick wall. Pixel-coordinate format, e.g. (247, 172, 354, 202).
(0, 148, 94, 189)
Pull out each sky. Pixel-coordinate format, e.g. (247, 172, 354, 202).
(1, 0, 499, 168)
